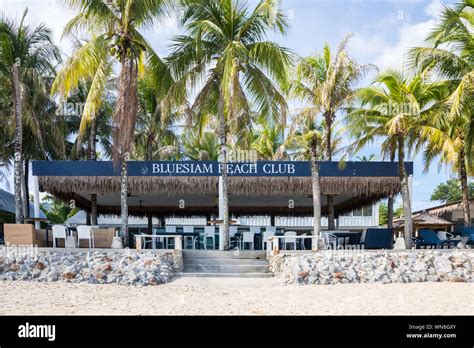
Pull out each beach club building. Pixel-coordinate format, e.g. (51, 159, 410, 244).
(27, 160, 413, 250)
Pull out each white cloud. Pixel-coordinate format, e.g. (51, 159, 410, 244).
(0, 0, 72, 54)
(351, 0, 446, 71)
(425, 0, 444, 17)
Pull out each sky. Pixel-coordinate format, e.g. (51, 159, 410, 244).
(0, 0, 465, 211)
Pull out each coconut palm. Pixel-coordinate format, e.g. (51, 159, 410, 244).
(291, 35, 374, 229)
(355, 154, 377, 161)
(168, 0, 292, 250)
(0, 9, 60, 223)
(346, 70, 444, 248)
(410, 0, 474, 226)
(285, 110, 324, 242)
(250, 114, 287, 160)
(54, 0, 174, 245)
(183, 131, 220, 161)
(134, 76, 181, 162)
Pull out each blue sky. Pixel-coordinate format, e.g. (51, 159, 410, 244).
(0, 0, 466, 210)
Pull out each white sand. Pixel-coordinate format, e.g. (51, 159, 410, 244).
(0, 278, 472, 315)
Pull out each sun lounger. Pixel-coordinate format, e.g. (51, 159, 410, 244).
(417, 229, 458, 249)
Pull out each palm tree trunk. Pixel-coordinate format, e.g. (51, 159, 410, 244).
(397, 137, 412, 248)
(113, 52, 138, 248)
(22, 159, 29, 219)
(309, 145, 322, 241)
(458, 150, 471, 227)
(146, 134, 153, 160)
(387, 151, 395, 228)
(327, 195, 335, 229)
(120, 157, 129, 247)
(324, 113, 335, 230)
(218, 88, 229, 250)
(12, 64, 24, 224)
(89, 119, 98, 225)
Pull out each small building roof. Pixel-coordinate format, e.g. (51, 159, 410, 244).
(413, 199, 474, 216)
(394, 211, 454, 228)
(0, 189, 47, 219)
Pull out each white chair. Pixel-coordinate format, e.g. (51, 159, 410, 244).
(52, 225, 68, 248)
(241, 231, 255, 250)
(322, 231, 338, 249)
(203, 226, 215, 250)
(183, 226, 196, 249)
(262, 230, 276, 250)
(437, 231, 454, 241)
(283, 231, 297, 250)
(76, 225, 94, 248)
(299, 232, 308, 250)
(138, 233, 154, 249)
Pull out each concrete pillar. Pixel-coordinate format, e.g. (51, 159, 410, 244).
(32, 176, 41, 229)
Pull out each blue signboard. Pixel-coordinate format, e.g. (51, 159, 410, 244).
(32, 160, 413, 177)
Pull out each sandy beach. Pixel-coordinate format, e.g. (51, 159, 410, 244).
(0, 277, 472, 315)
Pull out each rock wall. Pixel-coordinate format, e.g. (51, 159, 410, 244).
(270, 250, 473, 285)
(0, 249, 178, 286)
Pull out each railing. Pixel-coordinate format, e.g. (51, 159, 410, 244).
(274, 216, 377, 227)
(134, 234, 183, 251)
(337, 216, 376, 227)
(266, 235, 321, 257)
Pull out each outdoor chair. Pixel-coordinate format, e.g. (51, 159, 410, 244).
(322, 231, 338, 249)
(52, 225, 68, 248)
(261, 230, 275, 250)
(358, 228, 393, 249)
(241, 231, 255, 250)
(76, 225, 94, 248)
(164, 225, 176, 248)
(283, 231, 297, 250)
(203, 226, 215, 250)
(183, 226, 197, 249)
(460, 227, 474, 246)
(138, 233, 154, 249)
(298, 233, 308, 250)
(437, 231, 454, 241)
(417, 229, 457, 249)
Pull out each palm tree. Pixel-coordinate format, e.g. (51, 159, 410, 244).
(410, 0, 473, 226)
(291, 35, 373, 230)
(346, 70, 443, 248)
(168, 0, 292, 250)
(55, 0, 174, 245)
(285, 111, 324, 243)
(355, 154, 377, 161)
(183, 131, 220, 161)
(0, 9, 60, 223)
(250, 114, 287, 160)
(134, 77, 181, 162)
(414, 98, 473, 227)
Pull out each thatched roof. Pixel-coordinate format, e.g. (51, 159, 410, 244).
(413, 199, 474, 217)
(394, 211, 454, 229)
(38, 175, 400, 217)
(39, 176, 400, 197)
